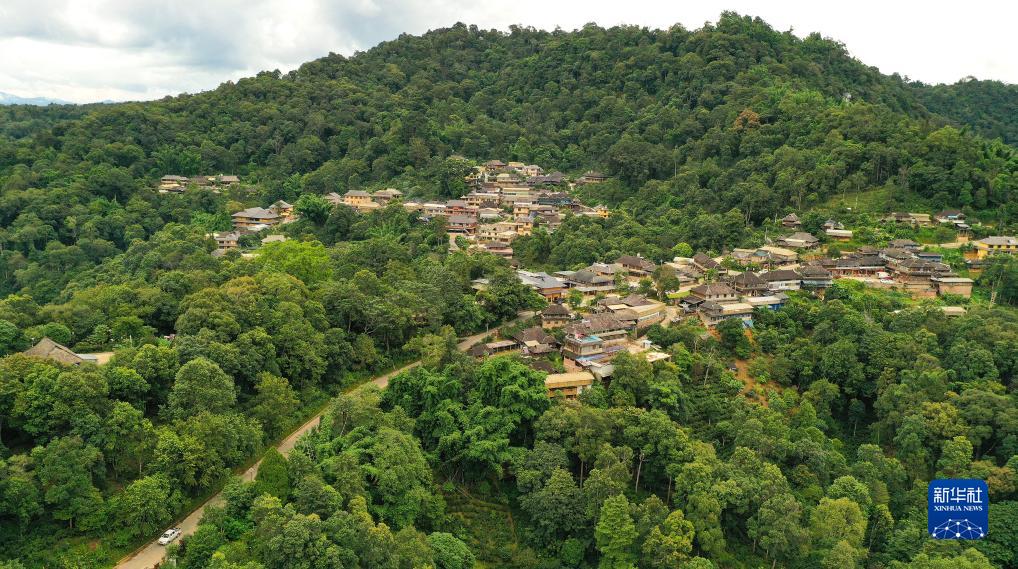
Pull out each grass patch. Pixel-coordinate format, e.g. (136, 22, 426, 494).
(442, 488, 519, 564)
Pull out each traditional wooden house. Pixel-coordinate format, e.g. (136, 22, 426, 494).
(688, 283, 739, 304)
(615, 255, 657, 278)
(781, 213, 801, 228)
(760, 269, 802, 291)
(728, 271, 768, 295)
(777, 232, 820, 249)
(517, 270, 568, 301)
(692, 252, 727, 275)
(232, 207, 280, 231)
(577, 171, 608, 184)
(799, 264, 834, 289)
(541, 304, 573, 328)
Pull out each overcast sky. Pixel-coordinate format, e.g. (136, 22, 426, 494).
(1, 0, 1014, 103)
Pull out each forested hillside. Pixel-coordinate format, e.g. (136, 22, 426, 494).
(914, 79, 1018, 145)
(0, 11, 1017, 569)
(2, 14, 1018, 305)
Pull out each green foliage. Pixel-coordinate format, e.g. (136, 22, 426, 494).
(915, 78, 1018, 144)
(256, 240, 333, 286)
(166, 357, 236, 420)
(427, 532, 475, 569)
(109, 474, 176, 539)
(2, 13, 1018, 569)
(595, 494, 637, 569)
(0, 320, 26, 356)
(248, 373, 299, 440)
(255, 449, 291, 501)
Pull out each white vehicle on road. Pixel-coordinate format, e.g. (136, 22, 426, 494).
(157, 527, 181, 545)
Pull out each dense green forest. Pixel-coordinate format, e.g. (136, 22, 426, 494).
(1, 11, 1018, 569)
(914, 79, 1018, 145)
(2, 14, 1018, 306)
(152, 284, 1018, 569)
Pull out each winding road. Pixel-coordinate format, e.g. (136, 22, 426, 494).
(115, 314, 531, 569)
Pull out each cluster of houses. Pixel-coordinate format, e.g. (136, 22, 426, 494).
(315, 161, 611, 259)
(210, 200, 295, 255)
(499, 228, 1005, 398)
(467, 289, 671, 399)
(708, 238, 975, 301)
(325, 188, 406, 212)
(159, 174, 240, 193)
(423, 160, 610, 256)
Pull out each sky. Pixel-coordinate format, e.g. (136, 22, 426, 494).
(0, 0, 1014, 104)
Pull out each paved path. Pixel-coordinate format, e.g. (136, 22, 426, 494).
(115, 314, 530, 569)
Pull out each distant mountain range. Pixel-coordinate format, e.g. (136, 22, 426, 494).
(0, 91, 72, 106)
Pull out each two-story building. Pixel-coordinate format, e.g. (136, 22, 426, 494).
(270, 200, 294, 220)
(561, 269, 616, 298)
(598, 294, 666, 329)
(446, 215, 478, 236)
(799, 264, 834, 289)
(781, 213, 801, 228)
(541, 304, 573, 329)
(728, 272, 768, 296)
(699, 301, 755, 328)
(545, 371, 595, 399)
(232, 207, 281, 231)
(688, 283, 739, 304)
(343, 190, 377, 212)
(373, 188, 403, 204)
(972, 236, 1018, 259)
(760, 269, 801, 291)
(517, 270, 568, 301)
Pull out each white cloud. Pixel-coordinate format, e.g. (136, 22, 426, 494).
(0, 0, 1014, 103)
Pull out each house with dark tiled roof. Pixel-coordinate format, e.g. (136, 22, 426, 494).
(888, 239, 921, 251)
(541, 304, 573, 329)
(562, 269, 615, 295)
(517, 270, 568, 301)
(688, 283, 739, 304)
(760, 269, 801, 291)
(880, 247, 916, 266)
(799, 264, 833, 289)
(728, 271, 768, 295)
(615, 255, 657, 277)
(512, 326, 560, 355)
(692, 252, 727, 275)
(578, 170, 608, 184)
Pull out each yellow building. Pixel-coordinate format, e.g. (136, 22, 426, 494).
(973, 236, 1018, 259)
(342, 190, 380, 212)
(545, 371, 595, 399)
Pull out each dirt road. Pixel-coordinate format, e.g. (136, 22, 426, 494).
(115, 314, 530, 569)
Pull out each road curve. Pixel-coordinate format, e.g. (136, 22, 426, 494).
(115, 314, 530, 569)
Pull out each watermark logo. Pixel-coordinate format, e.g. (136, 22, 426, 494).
(928, 479, 988, 540)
